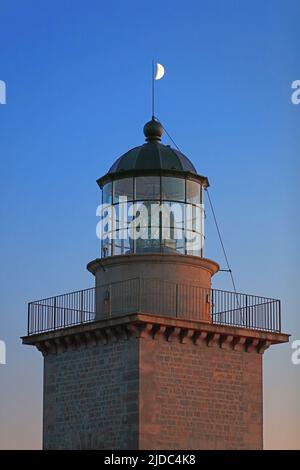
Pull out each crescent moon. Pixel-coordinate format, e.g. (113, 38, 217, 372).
(155, 63, 165, 80)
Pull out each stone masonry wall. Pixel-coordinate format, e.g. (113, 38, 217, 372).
(139, 335, 263, 450)
(43, 337, 139, 449)
(41, 317, 267, 450)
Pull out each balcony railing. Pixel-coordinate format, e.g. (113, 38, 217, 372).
(27, 278, 281, 335)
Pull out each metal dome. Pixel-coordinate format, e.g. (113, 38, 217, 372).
(97, 118, 209, 188)
(108, 142, 197, 174)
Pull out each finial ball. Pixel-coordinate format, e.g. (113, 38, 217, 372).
(143, 118, 163, 142)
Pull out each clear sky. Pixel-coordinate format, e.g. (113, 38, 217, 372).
(0, 0, 299, 449)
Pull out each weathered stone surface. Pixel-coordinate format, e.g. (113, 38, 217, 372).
(22, 313, 289, 450)
(43, 337, 139, 450)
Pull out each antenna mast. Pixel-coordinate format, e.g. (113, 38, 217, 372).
(152, 60, 155, 119)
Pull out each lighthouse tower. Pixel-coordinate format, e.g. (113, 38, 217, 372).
(23, 118, 288, 450)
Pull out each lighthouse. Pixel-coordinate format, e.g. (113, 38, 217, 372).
(22, 117, 289, 450)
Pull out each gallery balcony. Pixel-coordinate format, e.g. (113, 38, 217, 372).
(26, 278, 281, 336)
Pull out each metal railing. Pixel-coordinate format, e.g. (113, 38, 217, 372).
(211, 289, 281, 332)
(27, 287, 96, 335)
(27, 278, 281, 335)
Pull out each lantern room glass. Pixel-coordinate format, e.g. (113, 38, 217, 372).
(100, 175, 204, 258)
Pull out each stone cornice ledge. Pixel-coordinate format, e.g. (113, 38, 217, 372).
(22, 313, 289, 356)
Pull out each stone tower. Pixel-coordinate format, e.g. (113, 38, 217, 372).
(22, 118, 288, 449)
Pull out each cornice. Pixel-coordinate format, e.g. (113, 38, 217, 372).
(22, 312, 289, 356)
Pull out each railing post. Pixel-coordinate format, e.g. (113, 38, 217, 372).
(109, 284, 112, 318)
(80, 290, 84, 324)
(53, 297, 57, 330)
(245, 295, 248, 328)
(27, 303, 31, 335)
(278, 300, 281, 333)
(63, 299, 66, 328)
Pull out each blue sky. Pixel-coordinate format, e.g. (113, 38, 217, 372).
(0, 0, 299, 449)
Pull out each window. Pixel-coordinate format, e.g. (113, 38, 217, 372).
(161, 229, 185, 254)
(161, 177, 185, 201)
(185, 204, 204, 232)
(115, 202, 133, 231)
(114, 178, 133, 203)
(186, 180, 201, 205)
(185, 231, 204, 256)
(135, 176, 160, 200)
(102, 182, 112, 204)
(160, 202, 185, 231)
(114, 231, 132, 255)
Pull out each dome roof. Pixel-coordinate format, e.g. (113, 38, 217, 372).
(108, 118, 197, 175)
(97, 118, 209, 188)
(108, 142, 197, 174)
